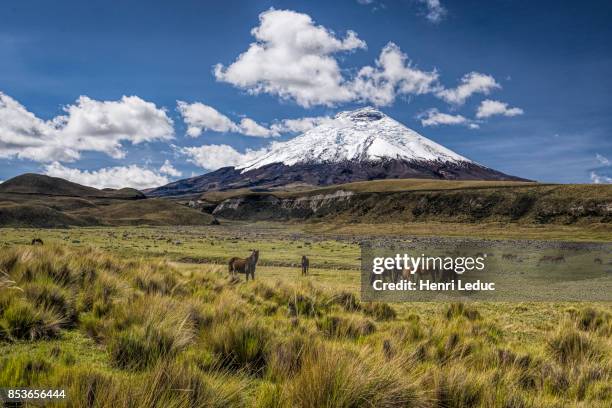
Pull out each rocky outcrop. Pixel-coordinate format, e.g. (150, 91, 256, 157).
(213, 190, 355, 220)
(211, 187, 612, 224)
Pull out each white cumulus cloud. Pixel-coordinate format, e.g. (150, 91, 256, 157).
(595, 153, 610, 166)
(159, 159, 182, 177)
(436, 72, 500, 105)
(214, 10, 507, 108)
(418, 0, 447, 23)
(238, 117, 274, 137)
(180, 144, 267, 171)
(0, 91, 174, 163)
(43, 162, 170, 190)
(270, 116, 333, 134)
(590, 171, 612, 184)
(177, 100, 239, 137)
(476, 99, 524, 118)
(351, 42, 440, 106)
(214, 9, 366, 107)
(418, 108, 477, 128)
(177, 100, 332, 137)
(177, 101, 276, 138)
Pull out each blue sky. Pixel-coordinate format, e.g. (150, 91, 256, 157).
(1, 0, 611, 188)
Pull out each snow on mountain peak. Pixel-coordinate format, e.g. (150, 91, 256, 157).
(239, 107, 471, 171)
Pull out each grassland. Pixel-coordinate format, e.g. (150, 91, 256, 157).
(0, 224, 611, 407)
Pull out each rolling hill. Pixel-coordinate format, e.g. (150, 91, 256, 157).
(0, 174, 214, 227)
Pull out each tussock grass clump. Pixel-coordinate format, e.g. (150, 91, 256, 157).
(547, 324, 602, 364)
(254, 383, 287, 408)
(24, 281, 77, 326)
(133, 265, 179, 295)
(252, 281, 278, 301)
(211, 291, 249, 322)
(317, 314, 376, 338)
(569, 307, 611, 335)
(57, 366, 124, 408)
(208, 318, 270, 374)
(445, 302, 481, 321)
(265, 281, 331, 318)
(79, 313, 107, 342)
(0, 353, 51, 387)
(1, 299, 63, 340)
(108, 298, 195, 370)
(287, 293, 323, 318)
(332, 291, 361, 312)
(76, 272, 124, 316)
(431, 366, 485, 408)
(267, 333, 313, 381)
(139, 361, 248, 408)
(362, 302, 397, 321)
(289, 345, 425, 408)
(108, 320, 193, 370)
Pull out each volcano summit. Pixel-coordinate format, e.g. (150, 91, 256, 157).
(148, 107, 524, 197)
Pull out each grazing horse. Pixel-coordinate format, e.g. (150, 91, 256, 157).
(31, 238, 44, 245)
(228, 250, 259, 281)
(301, 255, 309, 276)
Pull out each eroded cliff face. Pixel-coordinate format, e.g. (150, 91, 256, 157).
(211, 188, 612, 225)
(212, 190, 355, 220)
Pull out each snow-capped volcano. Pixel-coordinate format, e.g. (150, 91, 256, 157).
(147, 107, 525, 197)
(240, 107, 470, 171)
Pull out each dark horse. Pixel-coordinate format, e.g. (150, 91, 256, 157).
(31, 238, 44, 245)
(301, 255, 309, 276)
(228, 250, 259, 281)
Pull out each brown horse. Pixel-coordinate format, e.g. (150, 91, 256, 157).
(228, 250, 259, 281)
(301, 255, 309, 276)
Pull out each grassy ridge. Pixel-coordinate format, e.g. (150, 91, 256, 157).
(204, 179, 612, 226)
(0, 197, 214, 227)
(1, 242, 611, 407)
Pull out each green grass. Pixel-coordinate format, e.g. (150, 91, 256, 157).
(0, 228, 610, 407)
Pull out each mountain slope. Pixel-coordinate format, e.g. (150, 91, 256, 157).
(240, 107, 469, 171)
(148, 107, 525, 197)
